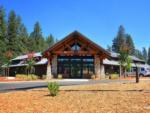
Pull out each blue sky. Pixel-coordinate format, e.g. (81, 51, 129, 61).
(1, 0, 150, 50)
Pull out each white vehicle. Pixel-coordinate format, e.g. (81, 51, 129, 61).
(139, 67, 150, 77)
(127, 64, 150, 77)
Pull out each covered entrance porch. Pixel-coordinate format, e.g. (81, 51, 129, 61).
(43, 31, 110, 79)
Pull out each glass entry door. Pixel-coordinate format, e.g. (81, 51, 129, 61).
(70, 63, 82, 78)
(57, 56, 94, 78)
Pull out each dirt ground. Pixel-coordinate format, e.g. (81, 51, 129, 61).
(0, 81, 150, 113)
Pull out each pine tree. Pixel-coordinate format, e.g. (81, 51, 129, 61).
(55, 38, 59, 43)
(112, 25, 135, 56)
(126, 34, 135, 55)
(107, 45, 112, 52)
(0, 6, 7, 74)
(46, 34, 55, 48)
(134, 49, 144, 60)
(147, 47, 150, 65)
(142, 47, 148, 63)
(7, 10, 19, 56)
(15, 16, 29, 55)
(30, 22, 45, 52)
(0, 6, 6, 41)
(0, 6, 7, 53)
(112, 25, 126, 52)
(18, 23, 29, 54)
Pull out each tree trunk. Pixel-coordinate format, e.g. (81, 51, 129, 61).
(119, 65, 122, 79)
(8, 68, 9, 77)
(27, 69, 29, 75)
(124, 68, 126, 78)
(5, 68, 7, 77)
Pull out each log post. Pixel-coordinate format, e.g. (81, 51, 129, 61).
(46, 59, 52, 79)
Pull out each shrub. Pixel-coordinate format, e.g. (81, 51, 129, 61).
(30, 74, 38, 80)
(58, 74, 62, 79)
(42, 75, 47, 80)
(16, 74, 27, 80)
(16, 74, 38, 80)
(91, 74, 96, 79)
(109, 74, 119, 79)
(26, 75, 33, 81)
(48, 82, 59, 96)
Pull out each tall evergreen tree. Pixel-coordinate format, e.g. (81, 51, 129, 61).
(55, 38, 59, 43)
(0, 6, 7, 51)
(0, 6, 7, 74)
(142, 47, 148, 63)
(107, 45, 112, 52)
(0, 6, 6, 41)
(18, 23, 29, 54)
(29, 22, 45, 52)
(147, 47, 150, 65)
(134, 49, 144, 60)
(112, 25, 126, 52)
(46, 34, 55, 48)
(112, 25, 135, 56)
(7, 10, 19, 56)
(126, 34, 135, 55)
(15, 16, 29, 55)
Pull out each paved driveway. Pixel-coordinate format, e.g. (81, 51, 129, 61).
(0, 79, 135, 93)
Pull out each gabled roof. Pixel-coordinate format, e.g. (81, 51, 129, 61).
(2, 52, 48, 68)
(12, 52, 42, 60)
(110, 52, 145, 62)
(43, 31, 110, 57)
(103, 58, 149, 68)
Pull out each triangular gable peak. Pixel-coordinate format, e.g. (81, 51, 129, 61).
(43, 31, 110, 60)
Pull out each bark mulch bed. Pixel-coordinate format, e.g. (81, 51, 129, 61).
(0, 82, 150, 113)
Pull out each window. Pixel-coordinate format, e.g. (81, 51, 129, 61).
(141, 68, 145, 72)
(71, 44, 80, 51)
(57, 56, 94, 78)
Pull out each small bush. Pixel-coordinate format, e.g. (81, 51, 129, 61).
(26, 75, 33, 81)
(16, 74, 27, 80)
(16, 74, 38, 80)
(30, 74, 38, 80)
(58, 74, 62, 79)
(91, 74, 96, 79)
(109, 74, 119, 79)
(48, 82, 59, 96)
(42, 75, 47, 80)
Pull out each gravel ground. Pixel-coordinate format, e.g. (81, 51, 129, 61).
(0, 81, 150, 113)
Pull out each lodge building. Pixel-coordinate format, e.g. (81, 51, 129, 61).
(2, 31, 149, 78)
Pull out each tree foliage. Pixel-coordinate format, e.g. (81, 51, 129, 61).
(126, 34, 135, 55)
(46, 34, 55, 48)
(119, 46, 132, 77)
(7, 11, 19, 56)
(0, 6, 56, 75)
(0, 6, 7, 74)
(112, 25, 135, 55)
(107, 45, 112, 52)
(148, 47, 150, 65)
(142, 47, 148, 63)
